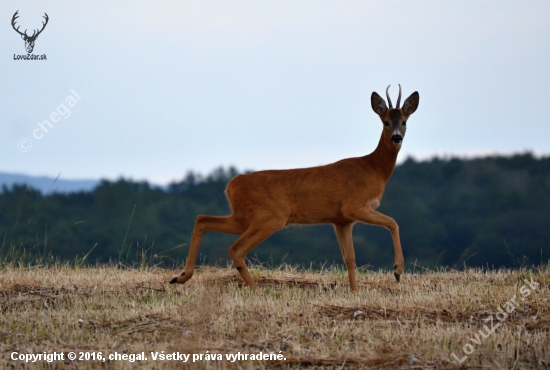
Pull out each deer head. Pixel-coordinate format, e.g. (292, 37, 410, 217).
(12, 11, 49, 54)
(371, 84, 419, 146)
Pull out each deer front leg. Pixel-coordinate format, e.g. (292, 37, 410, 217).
(343, 207, 404, 282)
(334, 222, 358, 292)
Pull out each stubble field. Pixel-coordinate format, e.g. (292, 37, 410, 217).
(1, 264, 549, 369)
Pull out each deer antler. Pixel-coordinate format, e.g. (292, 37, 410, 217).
(11, 11, 27, 37)
(11, 11, 49, 40)
(386, 84, 403, 109)
(386, 85, 393, 109)
(31, 13, 49, 39)
(396, 84, 402, 109)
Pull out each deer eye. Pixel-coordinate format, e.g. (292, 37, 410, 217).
(402, 121, 407, 126)
(384, 122, 389, 126)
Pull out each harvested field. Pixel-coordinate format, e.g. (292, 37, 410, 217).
(0, 265, 549, 369)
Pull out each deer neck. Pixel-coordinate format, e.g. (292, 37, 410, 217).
(364, 133, 400, 182)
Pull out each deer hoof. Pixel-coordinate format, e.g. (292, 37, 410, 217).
(169, 277, 178, 284)
(394, 272, 400, 282)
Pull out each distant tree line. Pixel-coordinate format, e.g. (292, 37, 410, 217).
(1, 153, 549, 270)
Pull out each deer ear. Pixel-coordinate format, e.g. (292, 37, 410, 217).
(371, 92, 387, 115)
(402, 92, 419, 115)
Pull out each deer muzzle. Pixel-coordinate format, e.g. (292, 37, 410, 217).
(391, 135, 403, 144)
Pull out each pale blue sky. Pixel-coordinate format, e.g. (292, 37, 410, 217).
(2, 1, 549, 184)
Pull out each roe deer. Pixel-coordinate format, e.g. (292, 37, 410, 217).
(170, 85, 419, 291)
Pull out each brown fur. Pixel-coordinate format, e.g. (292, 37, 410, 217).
(171, 88, 419, 291)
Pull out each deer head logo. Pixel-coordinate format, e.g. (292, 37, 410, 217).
(12, 11, 49, 54)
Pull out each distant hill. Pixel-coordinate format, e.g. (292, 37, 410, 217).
(1, 156, 549, 269)
(0, 172, 98, 194)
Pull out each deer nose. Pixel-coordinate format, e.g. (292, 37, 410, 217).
(391, 135, 403, 144)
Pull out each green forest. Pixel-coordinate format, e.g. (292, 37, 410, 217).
(1, 153, 549, 271)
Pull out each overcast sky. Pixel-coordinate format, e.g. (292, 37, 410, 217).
(2, 1, 549, 184)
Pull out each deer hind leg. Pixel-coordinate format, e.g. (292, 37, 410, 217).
(343, 207, 404, 282)
(227, 218, 285, 288)
(334, 222, 358, 292)
(170, 215, 246, 284)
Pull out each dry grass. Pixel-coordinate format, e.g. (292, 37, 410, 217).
(1, 264, 549, 369)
